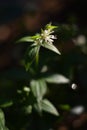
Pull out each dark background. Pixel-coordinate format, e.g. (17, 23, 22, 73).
(0, 0, 87, 130)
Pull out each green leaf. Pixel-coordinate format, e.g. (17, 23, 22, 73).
(0, 110, 9, 130)
(25, 62, 31, 71)
(0, 101, 13, 108)
(29, 44, 40, 56)
(41, 99, 59, 116)
(0, 125, 9, 130)
(16, 33, 41, 43)
(16, 36, 34, 43)
(23, 105, 32, 114)
(42, 42, 61, 55)
(4, 127, 9, 130)
(38, 80, 47, 97)
(45, 74, 70, 84)
(30, 79, 47, 101)
(59, 104, 70, 111)
(34, 102, 42, 114)
(0, 109, 5, 126)
(0, 124, 4, 130)
(25, 44, 40, 71)
(45, 23, 58, 30)
(30, 34, 41, 40)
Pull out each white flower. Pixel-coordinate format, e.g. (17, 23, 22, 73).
(41, 29, 57, 44)
(45, 35, 56, 44)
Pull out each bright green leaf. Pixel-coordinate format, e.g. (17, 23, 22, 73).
(42, 42, 61, 55)
(30, 34, 41, 40)
(45, 23, 58, 30)
(41, 99, 59, 116)
(16, 33, 41, 43)
(16, 36, 34, 43)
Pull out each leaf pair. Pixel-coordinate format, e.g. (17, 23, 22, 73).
(30, 79, 59, 116)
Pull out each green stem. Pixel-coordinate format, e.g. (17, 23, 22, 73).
(35, 45, 40, 69)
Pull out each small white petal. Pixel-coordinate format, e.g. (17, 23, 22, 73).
(50, 35, 56, 39)
(44, 30, 49, 34)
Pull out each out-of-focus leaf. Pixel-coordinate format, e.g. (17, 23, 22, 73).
(41, 99, 59, 116)
(34, 102, 42, 114)
(0, 125, 9, 130)
(0, 100, 13, 108)
(30, 79, 47, 101)
(23, 105, 32, 114)
(25, 62, 31, 72)
(27, 44, 40, 59)
(0, 124, 3, 130)
(4, 127, 9, 130)
(0, 109, 5, 126)
(0, 110, 9, 130)
(42, 42, 61, 55)
(38, 80, 47, 97)
(45, 74, 70, 84)
(59, 104, 70, 111)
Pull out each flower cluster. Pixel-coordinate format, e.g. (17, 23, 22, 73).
(41, 29, 57, 44)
